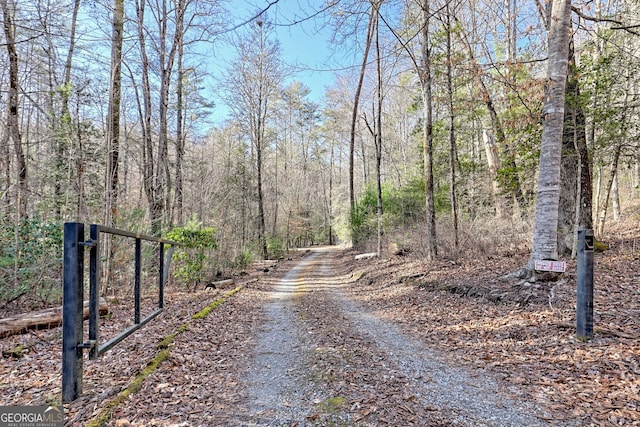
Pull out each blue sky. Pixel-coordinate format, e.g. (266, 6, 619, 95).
(269, 1, 343, 101)
(207, 0, 355, 124)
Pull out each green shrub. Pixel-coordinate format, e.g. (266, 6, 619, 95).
(384, 177, 426, 223)
(165, 218, 218, 287)
(351, 180, 428, 245)
(350, 184, 380, 244)
(267, 237, 286, 259)
(234, 250, 253, 268)
(0, 218, 63, 306)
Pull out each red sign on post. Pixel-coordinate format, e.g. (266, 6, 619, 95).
(535, 260, 566, 272)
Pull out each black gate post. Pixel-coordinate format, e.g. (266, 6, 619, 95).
(89, 224, 100, 360)
(62, 222, 85, 403)
(577, 229, 594, 340)
(134, 237, 141, 324)
(158, 243, 165, 309)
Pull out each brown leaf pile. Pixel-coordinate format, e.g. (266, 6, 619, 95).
(345, 242, 640, 426)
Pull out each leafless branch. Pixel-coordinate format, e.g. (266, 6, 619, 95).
(212, 0, 281, 36)
(571, 5, 640, 36)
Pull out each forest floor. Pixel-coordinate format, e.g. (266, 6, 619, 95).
(1, 237, 639, 426)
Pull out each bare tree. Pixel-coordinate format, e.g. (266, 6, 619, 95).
(452, 14, 528, 218)
(445, 1, 459, 250)
(1, 0, 27, 221)
(374, 1, 384, 257)
(419, 0, 437, 260)
(375, 0, 438, 258)
(223, 13, 285, 259)
(362, 1, 384, 255)
(174, 18, 186, 226)
(349, 4, 376, 215)
(134, 0, 188, 235)
(105, 0, 124, 229)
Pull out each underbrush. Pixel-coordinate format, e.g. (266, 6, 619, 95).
(354, 214, 532, 261)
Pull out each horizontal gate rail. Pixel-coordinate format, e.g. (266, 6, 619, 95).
(62, 222, 180, 403)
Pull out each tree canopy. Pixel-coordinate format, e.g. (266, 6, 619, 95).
(1, 0, 640, 305)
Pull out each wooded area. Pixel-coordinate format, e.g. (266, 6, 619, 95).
(0, 0, 639, 310)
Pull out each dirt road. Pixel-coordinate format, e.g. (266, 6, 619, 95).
(101, 246, 559, 426)
(241, 247, 555, 426)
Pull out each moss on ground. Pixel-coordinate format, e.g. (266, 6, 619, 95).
(85, 286, 243, 427)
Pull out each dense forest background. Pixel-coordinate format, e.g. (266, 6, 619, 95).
(1, 0, 639, 309)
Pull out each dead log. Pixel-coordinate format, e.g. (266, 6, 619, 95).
(355, 252, 378, 260)
(0, 298, 108, 339)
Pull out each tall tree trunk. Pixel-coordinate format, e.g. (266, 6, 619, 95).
(446, 5, 459, 250)
(175, 64, 184, 227)
(594, 164, 602, 223)
(329, 145, 334, 246)
(272, 142, 278, 237)
(105, 0, 124, 229)
(1, 0, 27, 221)
(135, 0, 157, 234)
(62, 0, 85, 221)
(374, 3, 383, 256)
(596, 67, 631, 237)
(100, 0, 125, 294)
(527, 0, 572, 271)
(174, 2, 186, 226)
(53, 0, 81, 220)
(256, 19, 268, 259)
(257, 138, 267, 258)
(349, 5, 376, 214)
(483, 129, 506, 217)
(612, 174, 620, 222)
(635, 162, 640, 200)
(156, 0, 185, 231)
(596, 144, 621, 236)
(1, 126, 10, 219)
(157, 0, 170, 233)
(557, 40, 588, 256)
(61, 0, 81, 132)
(74, 98, 87, 220)
(576, 117, 593, 234)
(420, 0, 437, 260)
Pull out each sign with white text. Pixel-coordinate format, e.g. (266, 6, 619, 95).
(535, 260, 566, 273)
(0, 406, 63, 427)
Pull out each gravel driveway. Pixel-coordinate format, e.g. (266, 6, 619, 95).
(104, 246, 560, 426)
(232, 247, 554, 426)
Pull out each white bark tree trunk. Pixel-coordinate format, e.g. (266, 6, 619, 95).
(483, 129, 506, 218)
(528, 0, 572, 271)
